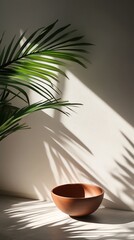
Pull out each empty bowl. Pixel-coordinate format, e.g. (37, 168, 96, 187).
(51, 183, 104, 217)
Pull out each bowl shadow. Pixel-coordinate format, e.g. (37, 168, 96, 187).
(71, 207, 134, 225)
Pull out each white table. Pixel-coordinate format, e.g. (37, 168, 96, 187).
(0, 195, 134, 240)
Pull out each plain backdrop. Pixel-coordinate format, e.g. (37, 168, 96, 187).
(0, 0, 134, 211)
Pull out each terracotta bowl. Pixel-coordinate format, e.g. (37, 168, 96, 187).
(51, 183, 104, 217)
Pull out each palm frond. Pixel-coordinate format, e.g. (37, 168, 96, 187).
(0, 21, 91, 102)
(0, 20, 91, 140)
(0, 99, 81, 141)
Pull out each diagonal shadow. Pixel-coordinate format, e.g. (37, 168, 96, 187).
(1, 195, 134, 240)
(120, 131, 134, 149)
(18, 112, 133, 213)
(103, 131, 134, 211)
(16, 110, 95, 200)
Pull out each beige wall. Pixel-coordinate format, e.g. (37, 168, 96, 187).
(0, 0, 134, 210)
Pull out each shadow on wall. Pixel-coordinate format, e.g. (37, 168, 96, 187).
(5, 110, 133, 211)
(16, 111, 93, 199)
(102, 131, 134, 210)
(1, 0, 133, 126)
(14, 22, 134, 209)
(0, 13, 134, 211)
(110, 132, 134, 207)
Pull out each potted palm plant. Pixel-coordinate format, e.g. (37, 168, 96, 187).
(0, 20, 91, 141)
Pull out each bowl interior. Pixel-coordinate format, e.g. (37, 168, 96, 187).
(52, 183, 103, 198)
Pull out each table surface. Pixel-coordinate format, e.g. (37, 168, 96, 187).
(0, 195, 134, 240)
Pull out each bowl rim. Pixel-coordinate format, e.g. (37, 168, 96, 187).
(51, 183, 104, 199)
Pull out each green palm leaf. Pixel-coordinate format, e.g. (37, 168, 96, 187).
(0, 20, 91, 140)
(0, 99, 80, 141)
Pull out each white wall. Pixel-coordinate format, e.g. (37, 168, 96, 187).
(0, 0, 134, 210)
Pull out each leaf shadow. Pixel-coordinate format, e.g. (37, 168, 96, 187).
(71, 207, 134, 224)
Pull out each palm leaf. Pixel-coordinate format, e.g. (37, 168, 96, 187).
(0, 20, 91, 140)
(0, 99, 81, 141)
(0, 21, 90, 100)
(2, 35, 16, 65)
(7, 31, 27, 63)
(22, 20, 58, 55)
(0, 86, 29, 103)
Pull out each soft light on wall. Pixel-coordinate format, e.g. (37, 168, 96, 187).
(0, 0, 134, 212)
